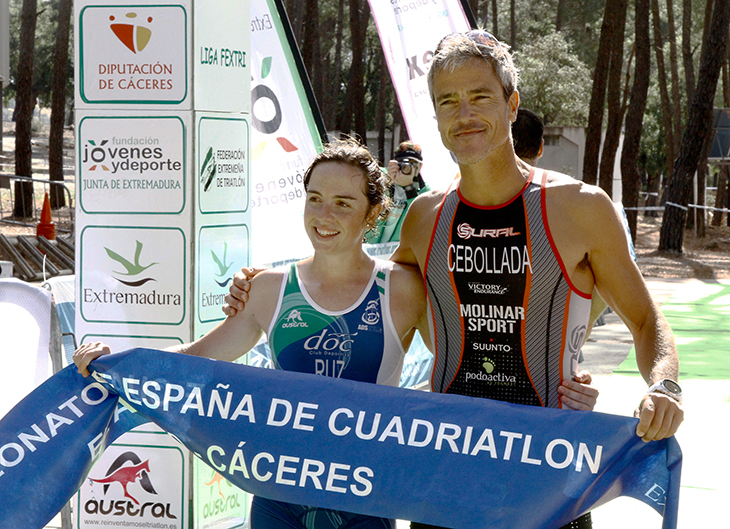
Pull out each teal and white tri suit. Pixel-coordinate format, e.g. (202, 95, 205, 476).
(251, 259, 404, 529)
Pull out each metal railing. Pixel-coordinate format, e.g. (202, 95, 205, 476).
(0, 174, 74, 234)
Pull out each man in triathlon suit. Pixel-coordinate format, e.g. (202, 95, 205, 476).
(388, 31, 684, 529)
(223, 32, 682, 529)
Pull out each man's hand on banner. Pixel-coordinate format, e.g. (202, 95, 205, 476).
(222, 266, 267, 316)
(559, 370, 599, 411)
(635, 392, 685, 442)
(74, 341, 113, 377)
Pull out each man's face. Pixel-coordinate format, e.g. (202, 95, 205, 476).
(432, 58, 518, 166)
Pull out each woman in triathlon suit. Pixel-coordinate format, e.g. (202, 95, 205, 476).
(74, 139, 597, 529)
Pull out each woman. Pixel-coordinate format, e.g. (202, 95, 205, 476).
(75, 139, 597, 529)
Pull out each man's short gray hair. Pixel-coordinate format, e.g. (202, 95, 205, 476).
(427, 30, 519, 103)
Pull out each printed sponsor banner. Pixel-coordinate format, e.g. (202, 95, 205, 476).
(196, 225, 251, 324)
(249, 0, 324, 265)
(78, 114, 187, 214)
(193, 0, 250, 113)
(0, 349, 681, 529)
(75, 430, 188, 529)
(79, 226, 187, 325)
(76, 2, 191, 107)
(80, 334, 185, 351)
(368, 0, 472, 191)
(197, 115, 250, 215)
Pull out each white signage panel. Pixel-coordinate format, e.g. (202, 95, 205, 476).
(79, 334, 184, 351)
(76, 2, 191, 108)
(196, 224, 250, 324)
(194, 0, 250, 112)
(78, 114, 187, 214)
(79, 226, 187, 325)
(74, 430, 189, 529)
(197, 115, 250, 214)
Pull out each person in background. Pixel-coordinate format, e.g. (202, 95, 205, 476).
(366, 141, 431, 243)
(511, 108, 544, 165)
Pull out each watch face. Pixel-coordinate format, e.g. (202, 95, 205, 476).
(664, 379, 681, 394)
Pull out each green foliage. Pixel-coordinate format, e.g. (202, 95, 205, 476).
(515, 30, 591, 126)
(4, 0, 74, 108)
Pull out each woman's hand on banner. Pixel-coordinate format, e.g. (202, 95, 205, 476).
(73, 342, 113, 377)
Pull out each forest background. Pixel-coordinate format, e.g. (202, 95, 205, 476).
(2, 0, 730, 263)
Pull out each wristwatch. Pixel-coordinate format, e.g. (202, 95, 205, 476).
(647, 379, 683, 403)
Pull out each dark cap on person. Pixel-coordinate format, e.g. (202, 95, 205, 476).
(394, 141, 423, 162)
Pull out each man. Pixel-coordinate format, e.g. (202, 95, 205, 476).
(511, 107, 544, 165)
(226, 31, 683, 529)
(367, 141, 431, 243)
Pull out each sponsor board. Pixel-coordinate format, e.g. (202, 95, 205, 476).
(77, 3, 190, 107)
(249, 0, 323, 264)
(75, 431, 188, 529)
(193, 457, 249, 529)
(79, 226, 186, 325)
(77, 114, 187, 214)
(196, 114, 250, 214)
(196, 225, 251, 323)
(194, 0, 250, 113)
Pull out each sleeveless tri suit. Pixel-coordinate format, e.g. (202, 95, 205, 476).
(416, 169, 594, 529)
(251, 260, 403, 529)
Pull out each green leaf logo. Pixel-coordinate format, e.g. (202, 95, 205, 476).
(105, 240, 158, 276)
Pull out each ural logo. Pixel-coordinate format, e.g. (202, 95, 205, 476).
(457, 223, 521, 239)
(109, 12, 153, 54)
(200, 146, 216, 192)
(211, 242, 233, 287)
(286, 310, 303, 323)
(361, 300, 380, 325)
(105, 240, 158, 287)
(251, 55, 299, 161)
(88, 452, 157, 505)
(86, 140, 110, 171)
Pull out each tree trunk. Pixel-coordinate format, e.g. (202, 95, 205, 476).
(510, 0, 516, 49)
(301, 0, 322, 106)
(659, 0, 730, 252)
(349, 0, 368, 142)
(376, 50, 389, 164)
(584, 0, 621, 186)
(49, 0, 72, 209)
(714, 166, 727, 226)
(621, 0, 651, 241)
(284, 0, 305, 42)
(491, 0, 498, 37)
(646, 170, 661, 217)
(651, 0, 676, 192)
(666, 0, 683, 151)
(682, 0, 695, 107)
(331, 0, 345, 131)
(556, 0, 566, 32)
(598, 0, 628, 197)
(694, 123, 713, 237)
(13, 0, 38, 219)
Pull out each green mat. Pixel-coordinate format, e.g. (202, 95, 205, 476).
(613, 281, 730, 380)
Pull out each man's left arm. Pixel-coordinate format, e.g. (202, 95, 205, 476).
(584, 192, 684, 442)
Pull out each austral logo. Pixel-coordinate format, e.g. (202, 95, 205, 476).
(106, 240, 158, 287)
(83, 451, 177, 519)
(109, 12, 153, 54)
(201, 470, 243, 519)
(282, 309, 308, 328)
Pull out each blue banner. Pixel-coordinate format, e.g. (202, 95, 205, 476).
(0, 349, 681, 529)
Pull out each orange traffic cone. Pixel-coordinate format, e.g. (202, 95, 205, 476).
(36, 192, 56, 240)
